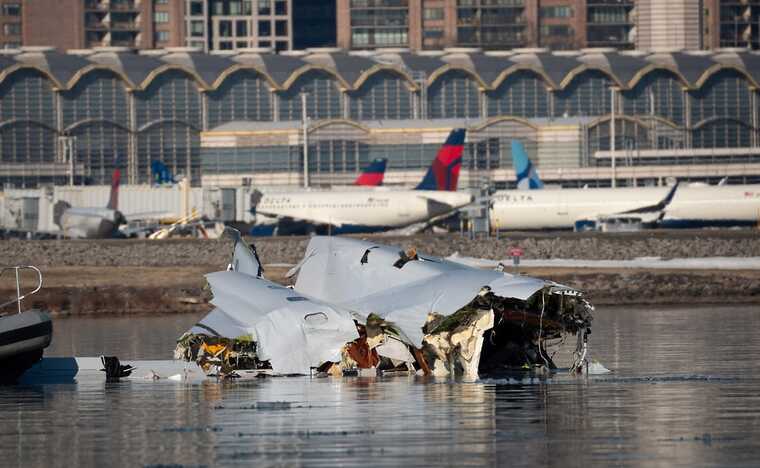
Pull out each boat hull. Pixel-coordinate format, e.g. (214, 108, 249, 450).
(0, 310, 52, 384)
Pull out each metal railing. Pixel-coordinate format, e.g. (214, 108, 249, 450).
(0, 266, 42, 316)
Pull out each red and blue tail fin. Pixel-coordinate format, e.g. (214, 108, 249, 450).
(107, 168, 121, 210)
(415, 128, 465, 191)
(354, 158, 387, 186)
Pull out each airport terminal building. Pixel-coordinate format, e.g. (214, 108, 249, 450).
(2, 45, 760, 190)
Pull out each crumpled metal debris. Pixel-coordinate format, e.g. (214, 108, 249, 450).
(175, 230, 594, 378)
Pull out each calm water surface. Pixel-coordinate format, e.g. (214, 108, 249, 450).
(1, 305, 759, 467)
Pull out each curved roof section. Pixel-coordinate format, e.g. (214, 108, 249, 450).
(14, 48, 92, 87)
(75, 49, 165, 88)
(600, 52, 649, 86)
(396, 52, 447, 76)
(0, 53, 17, 74)
(467, 53, 514, 87)
(159, 49, 235, 88)
(254, 53, 308, 86)
(307, 52, 377, 85)
(533, 53, 583, 88)
(4, 48, 760, 93)
(667, 52, 718, 87)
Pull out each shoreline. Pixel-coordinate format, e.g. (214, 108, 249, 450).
(2, 231, 759, 316)
(3, 264, 758, 317)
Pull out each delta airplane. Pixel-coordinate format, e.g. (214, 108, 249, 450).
(491, 141, 760, 230)
(250, 129, 473, 235)
(54, 169, 127, 239)
(54, 162, 189, 239)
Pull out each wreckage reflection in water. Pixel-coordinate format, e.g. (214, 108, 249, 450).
(2, 305, 760, 467)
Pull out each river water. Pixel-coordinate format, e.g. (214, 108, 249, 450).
(1, 305, 759, 467)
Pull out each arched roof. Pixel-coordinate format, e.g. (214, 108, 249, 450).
(211, 64, 280, 90)
(64, 118, 132, 133)
(2, 47, 760, 94)
(309, 119, 370, 134)
(472, 116, 540, 132)
(427, 65, 488, 88)
(65, 64, 135, 90)
(351, 64, 418, 91)
(14, 49, 92, 88)
(138, 64, 208, 90)
(280, 64, 350, 90)
(0, 63, 62, 88)
(587, 114, 682, 130)
(692, 116, 754, 129)
(160, 50, 234, 88)
(666, 52, 719, 87)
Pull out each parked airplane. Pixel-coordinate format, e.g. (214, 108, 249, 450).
(54, 169, 127, 238)
(491, 149, 760, 230)
(53, 167, 186, 239)
(250, 129, 472, 235)
(354, 158, 387, 186)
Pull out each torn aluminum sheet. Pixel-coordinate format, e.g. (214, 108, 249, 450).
(175, 229, 358, 375)
(178, 232, 594, 378)
(292, 237, 593, 377)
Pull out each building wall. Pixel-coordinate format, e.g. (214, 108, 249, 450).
(4, 0, 185, 51)
(538, 0, 582, 50)
(637, 0, 703, 51)
(184, 0, 293, 52)
(705, 0, 760, 50)
(3, 49, 760, 190)
(337, 0, 637, 51)
(22, 0, 83, 50)
(0, 1, 22, 49)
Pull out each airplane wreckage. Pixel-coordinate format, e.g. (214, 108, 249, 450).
(175, 230, 596, 379)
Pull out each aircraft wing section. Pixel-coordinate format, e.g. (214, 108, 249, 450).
(123, 211, 176, 221)
(619, 182, 679, 215)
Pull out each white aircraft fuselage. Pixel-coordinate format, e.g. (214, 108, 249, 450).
(254, 190, 473, 234)
(59, 207, 124, 239)
(491, 185, 760, 230)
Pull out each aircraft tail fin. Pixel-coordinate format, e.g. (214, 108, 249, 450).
(107, 168, 121, 210)
(512, 140, 543, 190)
(151, 160, 176, 185)
(415, 128, 465, 191)
(354, 158, 387, 186)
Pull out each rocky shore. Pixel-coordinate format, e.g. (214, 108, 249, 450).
(4, 229, 760, 268)
(1, 230, 758, 316)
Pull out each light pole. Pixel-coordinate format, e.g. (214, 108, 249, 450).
(301, 91, 310, 188)
(610, 86, 617, 188)
(59, 136, 76, 186)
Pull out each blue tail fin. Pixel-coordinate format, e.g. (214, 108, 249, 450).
(415, 128, 466, 191)
(512, 140, 543, 190)
(151, 160, 176, 185)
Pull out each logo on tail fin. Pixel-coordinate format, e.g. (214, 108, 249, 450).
(151, 160, 176, 185)
(354, 158, 387, 186)
(512, 140, 543, 190)
(415, 128, 465, 191)
(107, 168, 121, 210)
